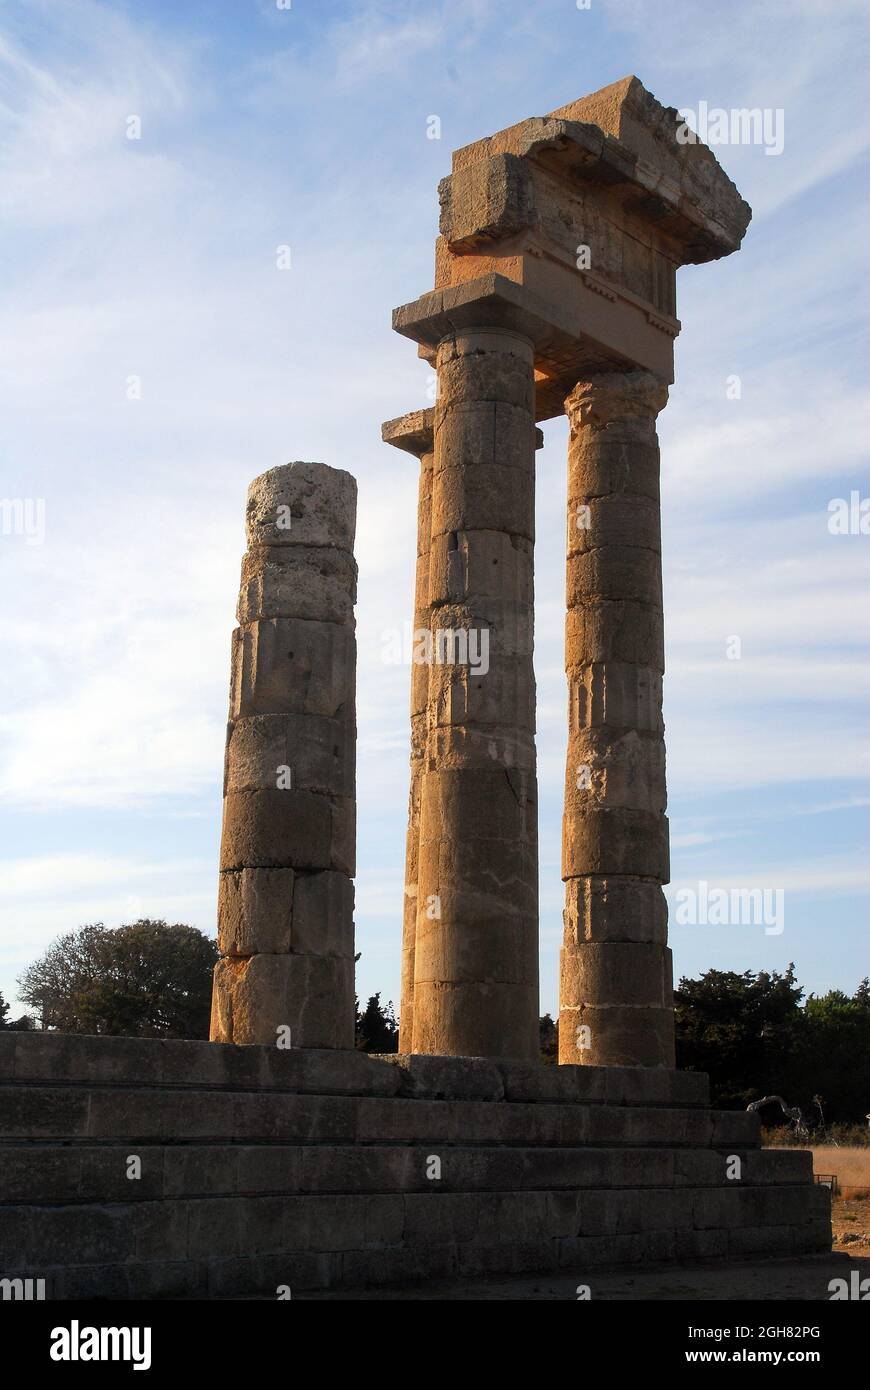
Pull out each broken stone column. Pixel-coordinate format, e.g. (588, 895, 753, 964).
(409, 326, 540, 1060)
(210, 462, 357, 1049)
(381, 409, 435, 1054)
(559, 372, 673, 1067)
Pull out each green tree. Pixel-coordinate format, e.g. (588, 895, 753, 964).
(355, 993, 399, 1053)
(674, 964, 804, 1108)
(782, 984, 870, 1124)
(0, 989, 34, 1031)
(17, 920, 218, 1038)
(539, 1012, 558, 1064)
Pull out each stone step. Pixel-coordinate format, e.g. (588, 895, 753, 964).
(0, 1085, 759, 1148)
(0, 1187, 831, 1299)
(0, 1142, 812, 1204)
(0, 1034, 710, 1107)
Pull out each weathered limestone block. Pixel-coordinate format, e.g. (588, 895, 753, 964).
(210, 953, 354, 1049)
(567, 494, 661, 557)
(429, 463, 535, 541)
(292, 871, 355, 957)
(434, 401, 537, 468)
(230, 618, 355, 721)
(427, 653, 536, 730)
(224, 713, 355, 798)
(564, 728, 666, 814)
(438, 152, 536, 254)
(411, 980, 540, 1059)
(436, 332, 535, 411)
(217, 868, 354, 959)
(566, 545, 662, 606)
(238, 545, 357, 625)
(562, 807, 669, 880)
(559, 1001, 676, 1068)
(426, 598, 533, 659)
(560, 942, 673, 1008)
(246, 462, 356, 552)
(414, 914, 538, 985)
(566, 437, 662, 504)
(419, 767, 537, 847)
(426, 724, 537, 773)
(563, 876, 668, 946)
(220, 789, 355, 876)
(377, 1053, 506, 1101)
(218, 866, 294, 955)
(428, 530, 534, 608)
(417, 837, 539, 924)
(568, 663, 663, 734)
(565, 601, 664, 672)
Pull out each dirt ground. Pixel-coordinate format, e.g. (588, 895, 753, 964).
(832, 1194, 870, 1252)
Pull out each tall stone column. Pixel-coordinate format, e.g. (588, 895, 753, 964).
(210, 461, 357, 1049)
(412, 326, 539, 1059)
(381, 410, 435, 1053)
(559, 372, 674, 1067)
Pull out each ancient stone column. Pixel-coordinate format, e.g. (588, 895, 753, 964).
(412, 326, 540, 1060)
(210, 461, 357, 1049)
(381, 410, 435, 1053)
(559, 373, 673, 1067)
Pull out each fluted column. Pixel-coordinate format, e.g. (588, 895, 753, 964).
(413, 327, 539, 1059)
(559, 372, 674, 1067)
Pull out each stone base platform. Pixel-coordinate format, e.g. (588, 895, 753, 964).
(0, 1034, 831, 1299)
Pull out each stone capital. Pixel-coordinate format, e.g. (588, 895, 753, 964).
(381, 409, 435, 459)
(564, 371, 669, 429)
(393, 273, 677, 422)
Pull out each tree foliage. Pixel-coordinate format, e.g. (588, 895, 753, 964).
(675, 966, 870, 1122)
(539, 1012, 558, 1064)
(17, 920, 218, 1038)
(355, 993, 399, 1053)
(0, 990, 35, 1031)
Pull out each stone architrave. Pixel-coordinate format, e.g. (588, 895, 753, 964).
(390, 77, 751, 1063)
(209, 461, 358, 1049)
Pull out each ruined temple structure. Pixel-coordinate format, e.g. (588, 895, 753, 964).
(385, 74, 749, 1069)
(0, 80, 831, 1299)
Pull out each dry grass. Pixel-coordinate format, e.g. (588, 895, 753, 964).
(810, 1146, 870, 1196)
(832, 1194, 870, 1251)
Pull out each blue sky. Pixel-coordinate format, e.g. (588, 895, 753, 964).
(0, 0, 867, 1020)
